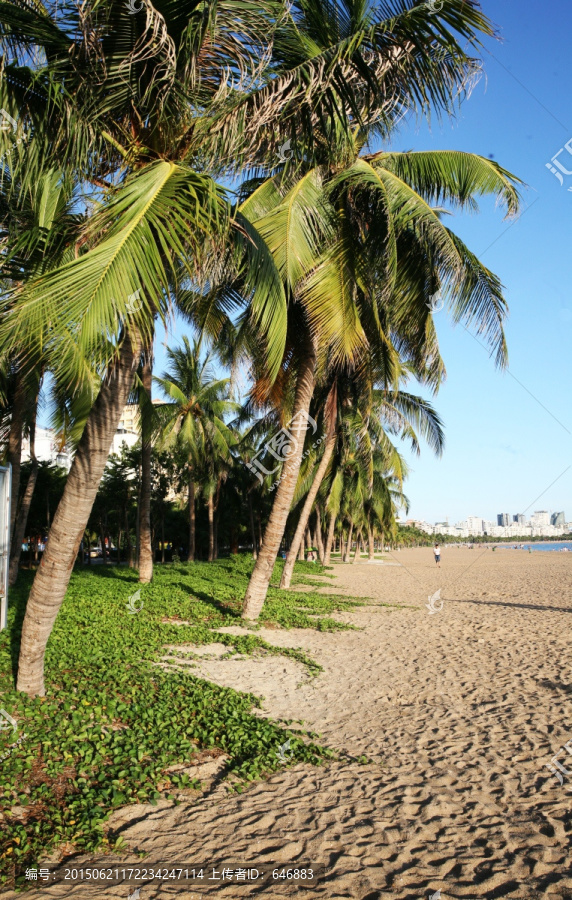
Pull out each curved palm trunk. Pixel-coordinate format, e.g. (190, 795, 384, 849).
(352, 530, 362, 563)
(298, 539, 305, 561)
(138, 348, 154, 583)
(16, 332, 141, 697)
(187, 471, 195, 561)
(8, 368, 26, 543)
(279, 427, 336, 588)
(9, 403, 39, 586)
(323, 511, 336, 566)
(242, 336, 317, 619)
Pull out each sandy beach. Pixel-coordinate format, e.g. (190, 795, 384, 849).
(8, 548, 572, 899)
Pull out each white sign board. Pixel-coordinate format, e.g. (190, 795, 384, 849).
(0, 465, 11, 631)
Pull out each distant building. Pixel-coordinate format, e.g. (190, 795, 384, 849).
(531, 510, 550, 527)
(466, 516, 484, 534)
(551, 511, 566, 528)
(117, 403, 140, 434)
(497, 513, 511, 527)
(111, 403, 141, 455)
(21, 427, 72, 472)
(513, 514, 526, 526)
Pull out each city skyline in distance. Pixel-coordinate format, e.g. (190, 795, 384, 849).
(403, 508, 571, 540)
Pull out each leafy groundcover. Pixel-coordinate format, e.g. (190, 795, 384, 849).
(0, 555, 361, 889)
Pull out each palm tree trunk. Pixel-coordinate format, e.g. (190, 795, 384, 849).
(207, 492, 215, 561)
(323, 511, 336, 566)
(367, 516, 375, 561)
(352, 530, 362, 563)
(279, 427, 336, 588)
(135, 473, 141, 565)
(187, 471, 195, 561)
(298, 539, 305, 561)
(315, 507, 325, 564)
(126, 509, 134, 568)
(343, 522, 354, 563)
(242, 335, 317, 619)
(213, 477, 221, 560)
(16, 332, 141, 697)
(248, 494, 257, 560)
(8, 368, 26, 543)
(9, 410, 39, 586)
(138, 348, 154, 583)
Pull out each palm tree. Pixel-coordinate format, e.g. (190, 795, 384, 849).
(137, 350, 155, 582)
(2, 0, 428, 695)
(107, 0, 513, 621)
(154, 337, 238, 562)
(279, 355, 443, 587)
(1, 1, 291, 695)
(236, 141, 520, 615)
(218, 0, 522, 617)
(0, 160, 82, 582)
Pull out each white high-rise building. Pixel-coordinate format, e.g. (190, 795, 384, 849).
(466, 516, 484, 534)
(531, 510, 550, 527)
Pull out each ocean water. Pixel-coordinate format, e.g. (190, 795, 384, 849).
(497, 542, 572, 552)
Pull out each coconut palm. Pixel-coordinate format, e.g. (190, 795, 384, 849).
(232, 138, 521, 616)
(1, 0, 458, 694)
(0, 1, 288, 695)
(208, 0, 520, 616)
(154, 337, 238, 562)
(0, 157, 83, 581)
(279, 354, 443, 586)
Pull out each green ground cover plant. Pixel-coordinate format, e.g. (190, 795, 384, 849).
(0, 556, 360, 889)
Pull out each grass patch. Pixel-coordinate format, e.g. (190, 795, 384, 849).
(0, 555, 355, 889)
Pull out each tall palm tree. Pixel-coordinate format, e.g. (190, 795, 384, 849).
(0, 159, 82, 581)
(279, 356, 443, 587)
(0, 1, 290, 696)
(1, 0, 432, 695)
(234, 141, 521, 616)
(194, 0, 520, 618)
(154, 337, 238, 562)
(95, 0, 513, 621)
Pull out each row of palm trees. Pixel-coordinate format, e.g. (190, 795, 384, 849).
(79, 338, 429, 569)
(0, 0, 522, 695)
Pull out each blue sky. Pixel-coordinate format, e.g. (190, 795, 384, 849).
(155, 0, 572, 526)
(384, 0, 572, 524)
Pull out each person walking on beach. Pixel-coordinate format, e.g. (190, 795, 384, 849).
(433, 543, 441, 568)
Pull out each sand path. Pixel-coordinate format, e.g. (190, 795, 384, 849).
(9, 549, 572, 899)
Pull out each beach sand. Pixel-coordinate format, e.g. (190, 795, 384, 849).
(8, 548, 572, 899)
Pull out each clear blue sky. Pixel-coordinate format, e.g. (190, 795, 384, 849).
(155, 0, 572, 526)
(385, 0, 572, 524)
